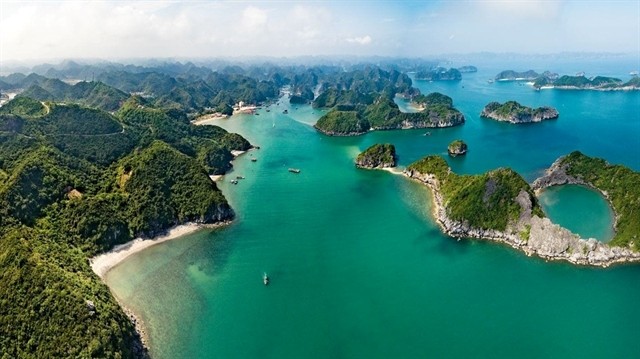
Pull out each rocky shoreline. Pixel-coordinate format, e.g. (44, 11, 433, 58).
(355, 143, 397, 169)
(403, 167, 640, 267)
(122, 304, 150, 359)
(480, 101, 559, 124)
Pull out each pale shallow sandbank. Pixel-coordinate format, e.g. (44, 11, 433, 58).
(90, 222, 228, 279)
(192, 113, 228, 125)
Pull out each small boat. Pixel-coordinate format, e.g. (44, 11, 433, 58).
(251, 158, 257, 162)
(254, 146, 261, 149)
(423, 132, 431, 136)
(283, 109, 288, 114)
(288, 168, 301, 173)
(631, 71, 639, 76)
(236, 176, 245, 180)
(231, 179, 238, 185)
(255, 113, 260, 116)
(266, 109, 270, 112)
(263, 273, 269, 286)
(487, 79, 494, 84)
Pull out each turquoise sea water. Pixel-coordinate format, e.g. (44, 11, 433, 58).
(539, 185, 615, 242)
(106, 61, 640, 358)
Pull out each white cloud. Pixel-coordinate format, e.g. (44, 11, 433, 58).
(240, 6, 268, 33)
(346, 35, 372, 45)
(0, 1, 637, 61)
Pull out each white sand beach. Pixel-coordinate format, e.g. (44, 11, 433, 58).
(192, 113, 228, 125)
(91, 223, 211, 279)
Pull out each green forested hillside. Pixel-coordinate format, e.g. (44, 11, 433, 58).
(0, 96, 47, 117)
(408, 156, 544, 231)
(19, 80, 129, 111)
(558, 151, 640, 249)
(314, 93, 464, 135)
(0, 93, 248, 357)
(0, 227, 142, 359)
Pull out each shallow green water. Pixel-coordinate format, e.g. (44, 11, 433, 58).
(106, 62, 640, 358)
(539, 185, 615, 241)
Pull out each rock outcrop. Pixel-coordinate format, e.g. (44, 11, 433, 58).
(481, 101, 559, 124)
(447, 140, 467, 156)
(416, 67, 462, 81)
(404, 159, 640, 267)
(356, 144, 397, 169)
(495, 70, 540, 81)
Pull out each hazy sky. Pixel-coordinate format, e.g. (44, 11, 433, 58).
(1, 0, 639, 61)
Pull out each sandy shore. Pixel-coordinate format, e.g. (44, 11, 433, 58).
(90, 222, 228, 279)
(380, 166, 405, 175)
(192, 113, 228, 125)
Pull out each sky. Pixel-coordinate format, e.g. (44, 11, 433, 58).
(1, 0, 639, 62)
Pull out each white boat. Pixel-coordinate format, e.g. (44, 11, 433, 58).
(263, 273, 269, 285)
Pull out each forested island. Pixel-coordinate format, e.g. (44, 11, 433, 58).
(313, 83, 465, 136)
(403, 153, 640, 266)
(480, 101, 559, 124)
(355, 144, 397, 169)
(415, 67, 462, 81)
(533, 74, 640, 90)
(447, 140, 467, 156)
(495, 70, 543, 81)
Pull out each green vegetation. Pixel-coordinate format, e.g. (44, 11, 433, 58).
(415, 68, 462, 81)
(481, 101, 558, 123)
(0, 227, 141, 358)
(0, 92, 248, 356)
(314, 109, 369, 135)
(447, 140, 467, 156)
(519, 224, 532, 241)
(533, 74, 637, 90)
(559, 151, 640, 250)
(19, 80, 129, 112)
(495, 70, 540, 81)
(315, 93, 464, 136)
(408, 156, 544, 231)
(412, 92, 453, 107)
(355, 143, 396, 168)
(0, 96, 47, 117)
(311, 67, 413, 109)
(116, 141, 232, 237)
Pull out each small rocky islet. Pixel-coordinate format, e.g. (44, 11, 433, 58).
(447, 140, 467, 156)
(355, 144, 397, 169)
(480, 101, 559, 124)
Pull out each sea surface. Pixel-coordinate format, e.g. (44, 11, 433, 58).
(106, 59, 640, 358)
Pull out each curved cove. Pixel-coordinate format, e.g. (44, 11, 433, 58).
(538, 184, 615, 242)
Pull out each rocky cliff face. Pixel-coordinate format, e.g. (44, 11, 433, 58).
(531, 157, 583, 190)
(355, 144, 397, 169)
(480, 102, 559, 124)
(404, 167, 640, 267)
(495, 70, 540, 81)
(447, 140, 467, 156)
